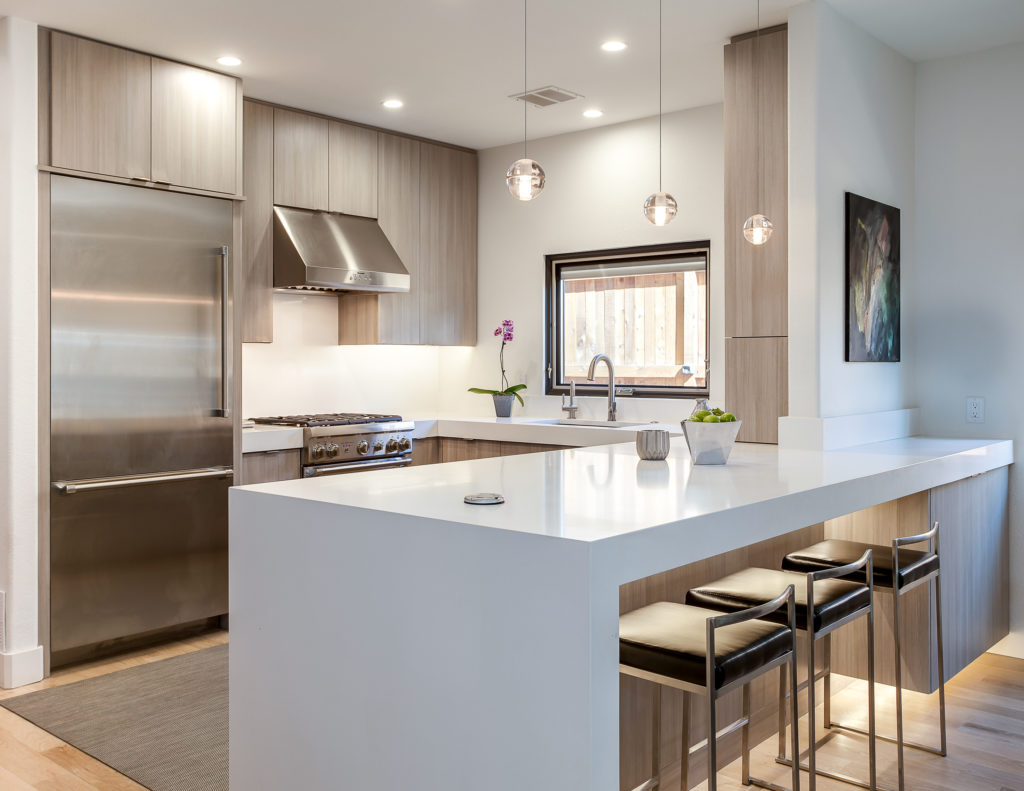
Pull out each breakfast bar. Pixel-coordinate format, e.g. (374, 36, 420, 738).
(228, 436, 1012, 791)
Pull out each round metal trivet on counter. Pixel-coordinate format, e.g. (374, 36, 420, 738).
(464, 493, 505, 505)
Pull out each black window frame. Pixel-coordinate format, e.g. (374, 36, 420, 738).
(544, 240, 711, 399)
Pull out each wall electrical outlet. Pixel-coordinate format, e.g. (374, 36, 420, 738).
(966, 397, 985, 424)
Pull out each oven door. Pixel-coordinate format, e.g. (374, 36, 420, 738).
(302, 456, 412, 478)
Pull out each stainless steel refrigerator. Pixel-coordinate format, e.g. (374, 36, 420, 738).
(49, 175, 233, 663)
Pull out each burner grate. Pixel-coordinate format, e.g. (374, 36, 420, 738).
(251, 413, 402, 427)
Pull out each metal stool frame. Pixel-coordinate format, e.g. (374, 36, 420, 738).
(822, 522, 947, 791)
(773, 549, 877, 791)
(621, 585, 801, 791)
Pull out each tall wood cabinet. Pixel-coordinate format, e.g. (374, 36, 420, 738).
(44, 31, 241, 196)
(723, 26, 789, 443)
(242, 100, 275, 343)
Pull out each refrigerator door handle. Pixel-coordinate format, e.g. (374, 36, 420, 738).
(53, 466, 234, 494)
(212, 244, 232, 419)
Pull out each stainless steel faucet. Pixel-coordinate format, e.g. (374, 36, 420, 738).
(587, 354, 617, 422)
(561, 380, 579, 420)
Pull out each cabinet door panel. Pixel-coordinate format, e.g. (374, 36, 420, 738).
(724, 337, 788, 444)
(49, 32, 151, 180)
(151, 58, 239, 194)
(440, 438, 503, 462)
(419, 144, 477, 346)
(242, 100, 275, 342)
(274, 108, 328, 210)
(377, 133, 421, 344)
(241, 450, 301, 485)
(329, 121, 378, 218)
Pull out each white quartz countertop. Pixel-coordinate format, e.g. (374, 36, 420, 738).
(240, 424, 304, 453)
(237, 435, 1013, 548)
(241, 416, 683, 453)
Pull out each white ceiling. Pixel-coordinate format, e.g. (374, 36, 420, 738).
(3, 0, 1024, 150)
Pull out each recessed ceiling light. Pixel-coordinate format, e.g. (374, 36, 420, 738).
(216, 55, 242, 67)
(601, 40, 627, 52)
(381, 98, 404, 109)
(583, 108, 603, 119)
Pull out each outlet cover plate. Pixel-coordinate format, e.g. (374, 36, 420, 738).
(966, 397, 985, 424)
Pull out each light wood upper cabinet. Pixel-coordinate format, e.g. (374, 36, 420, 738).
(273, 108, 329, 210)
(49, 32, 151, 180)
(375, 133, 422, 344)
(724, 28, 788, 338)
(151, 58, 239, 194)
(329, 122, 378, 218)
(241, 100, 275, 343)
(419, 143, 477, 346)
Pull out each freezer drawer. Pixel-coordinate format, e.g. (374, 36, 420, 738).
(50, 475, 230, 655)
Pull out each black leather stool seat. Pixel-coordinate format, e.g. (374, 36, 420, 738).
(687, 569, 870, 633)
(620, 602, 792, 690)
(782, 539, 939, 590)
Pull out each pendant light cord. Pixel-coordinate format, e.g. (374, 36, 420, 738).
(523, 0, 528, 159)
(658, 0, 663, 192)
(756, 0, 762, 212)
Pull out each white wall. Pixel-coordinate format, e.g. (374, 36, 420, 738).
(787, 1, 917, 419)
(242, 293, 449, 419)
(245, 104, 726, 425)
(912, 41, 1024, 655)
(0, 16, 43, 687)
(438, 104, 725, 423)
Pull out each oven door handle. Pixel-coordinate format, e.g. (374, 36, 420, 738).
(303, 457, 412, 477)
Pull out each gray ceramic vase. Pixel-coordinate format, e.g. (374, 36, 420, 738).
(492, 393, 515, 418)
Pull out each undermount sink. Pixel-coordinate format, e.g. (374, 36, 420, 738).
(555, 419, 652, 428)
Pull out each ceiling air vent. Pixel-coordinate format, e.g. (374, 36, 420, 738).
(510, 85, 583, 108)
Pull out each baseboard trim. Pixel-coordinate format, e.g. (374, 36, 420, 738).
(778, 408, 919, 450)
(1, 644, 44, 689)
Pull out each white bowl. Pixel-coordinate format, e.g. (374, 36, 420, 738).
(681, 420, 742, 465)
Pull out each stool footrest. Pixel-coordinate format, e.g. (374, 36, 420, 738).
(775, 756, 890, 791)
(685, 716, 749, 757)
(828, 720, 947, 756)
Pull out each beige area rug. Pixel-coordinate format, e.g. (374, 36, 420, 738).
(1, 644, 228, 791)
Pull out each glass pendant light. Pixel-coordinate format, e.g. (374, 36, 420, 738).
(506, 0, 545, 201)
(644, 0, 676, 226)
(744, 0, 773, 245)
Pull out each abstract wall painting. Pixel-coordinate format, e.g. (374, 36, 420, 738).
(845, 192, 900, 362)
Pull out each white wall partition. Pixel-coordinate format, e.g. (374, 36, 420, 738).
(0, 15, 42, 688)
(785, 1, 917, 422)
(912, 40, 1024, 655)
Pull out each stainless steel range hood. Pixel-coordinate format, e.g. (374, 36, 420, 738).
(273, 206, 410, 293)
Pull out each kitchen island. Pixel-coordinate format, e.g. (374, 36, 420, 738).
(229, 436, 1012, 791)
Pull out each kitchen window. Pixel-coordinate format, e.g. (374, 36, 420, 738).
(545, 241, 709, 398)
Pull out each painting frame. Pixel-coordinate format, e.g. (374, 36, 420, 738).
(845, 192, 901, 362)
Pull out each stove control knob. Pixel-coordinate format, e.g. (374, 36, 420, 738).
(325, 442, 340, 458)
(399, 437, 412, 451)
(386, 438, 400, 453)
(356, 440, 370, 456)
(373, 441, 384, 453)
(311, 444, 326, 460)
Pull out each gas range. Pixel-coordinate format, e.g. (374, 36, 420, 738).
(252, 413, 415, 477)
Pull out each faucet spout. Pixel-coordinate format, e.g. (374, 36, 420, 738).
(587, 353, 617, 422)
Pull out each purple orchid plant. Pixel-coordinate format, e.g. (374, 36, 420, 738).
(468, 319, 527, 406)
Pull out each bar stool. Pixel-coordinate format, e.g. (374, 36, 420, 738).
(686, 553, 877, 791)
(619, 585, 800, 791)
(782, 522, 946, 791)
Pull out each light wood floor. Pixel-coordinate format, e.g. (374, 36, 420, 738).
(0, 635, 1020, 790)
